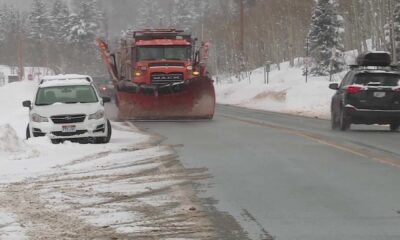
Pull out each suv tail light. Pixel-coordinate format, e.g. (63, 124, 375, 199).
(347, 85, 364, 94)
(393, 87, 400, 92)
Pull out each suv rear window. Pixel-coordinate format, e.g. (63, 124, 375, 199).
(354, 73, 400, 86)
(36, 85, 98, 106)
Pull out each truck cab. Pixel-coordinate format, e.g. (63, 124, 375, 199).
(116, 29, 204, 87)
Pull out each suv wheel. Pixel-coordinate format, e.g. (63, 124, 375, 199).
(331, 111, 340, 130)
(339, 108, 351, 131)
(26, 124, 31, 140)
(96, 120, 112, 144)
(390, 123, 399, 132)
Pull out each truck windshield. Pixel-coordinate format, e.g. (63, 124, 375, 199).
(137, 46, 191, 61)
(354, 73, 400, 86)
(35, 85, 98, 105)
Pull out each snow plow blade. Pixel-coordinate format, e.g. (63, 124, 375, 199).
(116, 77, 215, 120)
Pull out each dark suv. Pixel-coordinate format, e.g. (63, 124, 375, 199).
(330, 52, 400, 131)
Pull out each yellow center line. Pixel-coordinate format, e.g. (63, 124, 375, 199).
(221, 114, 400, 169)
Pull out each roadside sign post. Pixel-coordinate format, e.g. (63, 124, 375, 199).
(304, 57, 310, 83)
(265, 61, 271, 84)
(248, 71, 252, 84)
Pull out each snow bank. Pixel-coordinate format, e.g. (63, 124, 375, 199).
(0, 124, 38, 160)
(0, 81, 150, 183)
(0, 124, 26, 153)
(216, 62, 347, 119)
(0, 81, 37, 137)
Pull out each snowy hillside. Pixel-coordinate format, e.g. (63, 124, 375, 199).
(216, 62, 348, 119)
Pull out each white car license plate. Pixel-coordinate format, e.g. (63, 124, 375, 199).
(62, 125, 76, 133)
(373, 92, 386, 98)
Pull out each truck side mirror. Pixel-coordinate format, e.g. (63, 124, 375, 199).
(102, 97, 111, 103)
(23, 100, 32, 109)
(194, 50, 200, 66)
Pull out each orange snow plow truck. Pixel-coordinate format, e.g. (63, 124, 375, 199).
(97, 29, 216, 120)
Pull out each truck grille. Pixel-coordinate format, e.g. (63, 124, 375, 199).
(149, 62, 185, 67)
(51, 114, 86, 124)
(151, 73, 184, 86)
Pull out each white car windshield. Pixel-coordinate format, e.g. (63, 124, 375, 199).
(35, 85, 98, 106)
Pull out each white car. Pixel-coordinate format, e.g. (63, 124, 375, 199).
(23, 74, 112, 144)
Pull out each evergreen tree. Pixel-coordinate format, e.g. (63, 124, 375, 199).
(67, 0, 104, 74)
(136, 0, 164, 28)
(307, 0, 345, 76)
(27, 0, 51, 66)
(50, 0, 70, 45)
(0, 4, 23, 66)
(47, 0, 71, 72)
(171, 0, 195, 30)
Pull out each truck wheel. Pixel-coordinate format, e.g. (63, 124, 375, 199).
(26, 124, 31, 140)
(339, 109, 351, 131)
(390, 123, 399, 132)
(96, 120, 112, 144)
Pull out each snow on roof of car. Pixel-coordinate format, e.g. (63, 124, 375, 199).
(40, 78, 93, 88)
(40, 74, 93, 83)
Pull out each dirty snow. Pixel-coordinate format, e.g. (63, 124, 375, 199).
(0, 81, 215, 239)
(0, 212, 26, 240)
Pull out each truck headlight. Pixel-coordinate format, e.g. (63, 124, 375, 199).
(31, 113, 49, 123)
(89, 110, 105, 120)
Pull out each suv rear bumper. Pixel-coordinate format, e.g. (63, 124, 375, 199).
(345, 104, 400, 124)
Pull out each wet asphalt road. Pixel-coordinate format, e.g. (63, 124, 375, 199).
(135, 104, 400, 240)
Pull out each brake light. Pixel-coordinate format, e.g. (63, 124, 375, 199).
(394, 87, 400, 92)
(347, 85, 364, 94)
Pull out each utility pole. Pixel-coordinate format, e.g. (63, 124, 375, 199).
(18, 31, 24, 81)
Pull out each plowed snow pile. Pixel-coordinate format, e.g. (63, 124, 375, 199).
(0, 124, 38, 160)
(0, 81, 215, 239)
(216, 61, 347, 119)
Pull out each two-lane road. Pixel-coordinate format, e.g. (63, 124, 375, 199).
(136, 105, 400, 240)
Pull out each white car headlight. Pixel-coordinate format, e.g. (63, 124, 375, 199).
(31, 113, 49, 123)
(89, 110, 105, 120)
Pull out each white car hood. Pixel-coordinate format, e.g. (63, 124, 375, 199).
(33, 102, 102, 117)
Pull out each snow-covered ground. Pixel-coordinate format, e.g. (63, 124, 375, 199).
(216, 61, 348, 120)
(0, 81, 214, 239)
